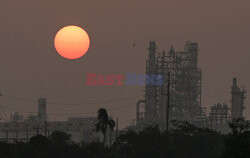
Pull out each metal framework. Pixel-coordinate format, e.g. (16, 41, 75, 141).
(137, 41, 202, 130)
(209, 103, 229, 126)
(136, 42, 247, 133)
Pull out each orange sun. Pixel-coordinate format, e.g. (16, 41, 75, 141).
(54, 25, 90, 59)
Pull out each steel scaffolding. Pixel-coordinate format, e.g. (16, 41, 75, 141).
(137, 41, 202, 130)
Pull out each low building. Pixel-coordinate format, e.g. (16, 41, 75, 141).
(0, 98, 100, 143)
(0, 118, 99, 143)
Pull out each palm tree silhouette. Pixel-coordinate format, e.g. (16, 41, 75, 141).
(95, 108, 115, 146)
(108, 119, 115, 146)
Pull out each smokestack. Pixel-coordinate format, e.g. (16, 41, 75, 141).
(232, 78, 237, 90)
(38, 98, 47, 121)
(148, 41, 156, 74)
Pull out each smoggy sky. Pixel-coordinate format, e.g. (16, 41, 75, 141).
(0, 0, 250, 128)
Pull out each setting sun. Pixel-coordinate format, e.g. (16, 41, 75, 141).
(54, 25, 90, 59)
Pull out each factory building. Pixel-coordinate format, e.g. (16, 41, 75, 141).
(136, 41, 247, 133)
(137, 41, 202, 131)
(208, 103, 229, 131)
(10, 112, 23, 123)
(0, 98, 99, 143)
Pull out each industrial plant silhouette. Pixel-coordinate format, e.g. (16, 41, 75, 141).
(136, 41, 246, 133)
(0, 41, 247, 141)
(0, 41, 248, 158)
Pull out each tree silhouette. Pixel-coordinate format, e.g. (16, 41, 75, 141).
(95, 108, 115, 146)
(108, 119, 115, 146)
(96, 108, 109, 146)
(221, 118, 250, 158)
(228, 118, 250, 135)
(29, 134, 50, 147)
(49, 130, 72, 145)
(0, 120, 233, 158)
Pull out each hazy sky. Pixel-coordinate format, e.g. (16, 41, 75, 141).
(0, 0, 250, 128)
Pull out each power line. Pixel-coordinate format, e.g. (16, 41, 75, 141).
(0, 104, 34, 114)
(203, 93, 227, 102)
(0, 105, 11, 122)
(3, 95, 37, 103)
(0, 102, 135, 116)
(0, 78, 118, 92)
(2, 94, 142, 106)
(48, 104, 135, 116)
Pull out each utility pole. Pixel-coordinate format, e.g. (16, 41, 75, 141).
(16, 130, 19, 142)
(36, 127, 39, 135)
(6, 130, 8, 142)
(44, 121, 47, 137)
(26, 130, 29, 142)
(166, 71, 170, 132)
(116, 117, 119, 138)
(160, 52, 171, 132)
(161, 71, 171, 132)
(33, 124, 41, 136)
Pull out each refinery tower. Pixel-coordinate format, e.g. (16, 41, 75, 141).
(137, 41, 202, 130)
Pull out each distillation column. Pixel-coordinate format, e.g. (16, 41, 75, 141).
(231, 78, 246, 119)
